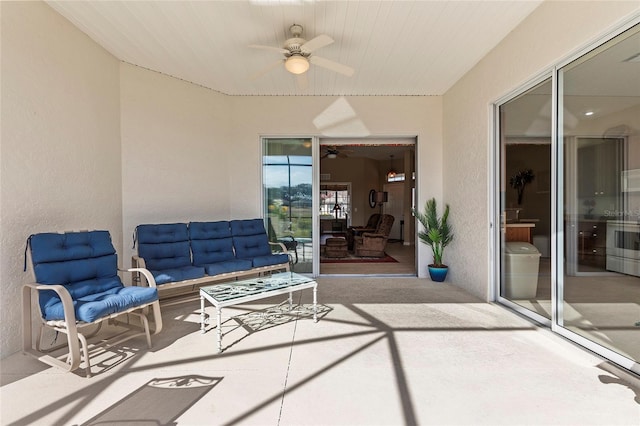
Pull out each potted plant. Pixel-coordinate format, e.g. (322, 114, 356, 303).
(509, 169, 535, 205)
(412, 198, 454, 282)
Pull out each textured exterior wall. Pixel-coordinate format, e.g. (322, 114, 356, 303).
(0, 2, 122, 357)
(119, 63, 232, 266)
(443, 1, 640, 299)
(118, 70, 444, 277)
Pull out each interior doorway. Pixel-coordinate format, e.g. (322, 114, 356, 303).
(318, 139, 416, 275)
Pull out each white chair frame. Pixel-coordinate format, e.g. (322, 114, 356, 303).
(22, 267, 163, 377)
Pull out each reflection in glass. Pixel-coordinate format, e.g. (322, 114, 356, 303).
(263, 139, 313, 273)
(498, 78, 552, 320)
(559, 24, 639, 366)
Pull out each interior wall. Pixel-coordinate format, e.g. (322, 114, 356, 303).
(505, 144, 551, 237)
(320, 157, 381, 226)
(573, 104, 640, 214)
(119, 63, 232, 265)
(443, 1, 640, 299)
(0, 1, 122, 358)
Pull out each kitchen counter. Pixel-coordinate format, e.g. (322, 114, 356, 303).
(505, 222, 535, 243)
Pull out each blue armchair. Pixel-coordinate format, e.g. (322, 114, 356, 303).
(23, 230, 163, 377)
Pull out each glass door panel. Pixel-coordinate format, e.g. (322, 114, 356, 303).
(498, 78, 552, 320)
(558, 24, 640, 367)
(263, 138, 313, 273)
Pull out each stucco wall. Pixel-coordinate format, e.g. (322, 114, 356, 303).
(443, 1, 640, 299)
(229, 96, 443, 276)
(0, 1, 122, 358)
(118, 73, 443, 274)
(119, 63, 233, 266)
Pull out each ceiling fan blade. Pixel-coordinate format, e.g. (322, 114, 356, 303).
(296, 73, 309, 91)
(249, 59, 283, 81)
(309, 56, 354, 77)
(301, 34, 334, 53)
(248, 44, 289, 54)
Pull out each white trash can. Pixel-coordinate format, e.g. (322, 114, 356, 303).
(504, 242, 541, 299)
(532, 235, 550, 258)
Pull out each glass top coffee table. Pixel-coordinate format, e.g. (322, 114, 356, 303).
(200, 272, 318, 352)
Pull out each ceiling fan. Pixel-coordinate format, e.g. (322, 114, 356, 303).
(321, 146, 354, 159)
(249, 24, 355, 83)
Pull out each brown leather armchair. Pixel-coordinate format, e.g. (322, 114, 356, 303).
(346, 213, 380, 250)
(354, 214, 395, 257)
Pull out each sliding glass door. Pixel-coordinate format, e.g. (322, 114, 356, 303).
(496, 22, 640, 374)
(262, 138, 313, 274)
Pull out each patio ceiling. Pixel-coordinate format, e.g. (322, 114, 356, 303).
(46, 0, 542, 96)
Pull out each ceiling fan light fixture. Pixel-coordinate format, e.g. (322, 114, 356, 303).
(285, 55, 309, 74)
(327, 153, 337, 159)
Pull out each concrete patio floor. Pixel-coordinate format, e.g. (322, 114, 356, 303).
(1, 277, 639, 425)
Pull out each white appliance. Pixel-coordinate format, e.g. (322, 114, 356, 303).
(606, 221, 640, 277)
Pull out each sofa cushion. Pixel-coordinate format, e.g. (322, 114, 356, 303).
(231, 219, 289, 267)
(189, 221, 231, 240)
(251, 253, 290, 268)
(230, 219, 267, 237)
(150, 266, 206, 285)
(230, 219, 271, 258)
(204, 259, 252, 276)
(136, 223, 190, 244)
(191, 237, 236, 265)
(232, 233, 272, 259)
(136, 223, 195, 272)
(140, 240, 195, 271)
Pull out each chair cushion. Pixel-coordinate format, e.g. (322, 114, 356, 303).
(30, 230, 115, 264)
(29, 230, 159, 323)
(44, 285, 158, 323)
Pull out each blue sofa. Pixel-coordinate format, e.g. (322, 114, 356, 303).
(133, 219, 291, 297)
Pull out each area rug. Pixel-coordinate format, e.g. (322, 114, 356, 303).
(320, 252, 398, 264)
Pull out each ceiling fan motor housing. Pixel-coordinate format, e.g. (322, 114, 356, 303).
(285, 24, 310, 57)
(284, 38, 308, 57)
(249, 23, 353, 79)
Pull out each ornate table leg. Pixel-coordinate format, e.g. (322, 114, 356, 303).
(313, 284, 318, 323)
(217, 307, 222, 353)
(200, 295, 205, 334)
